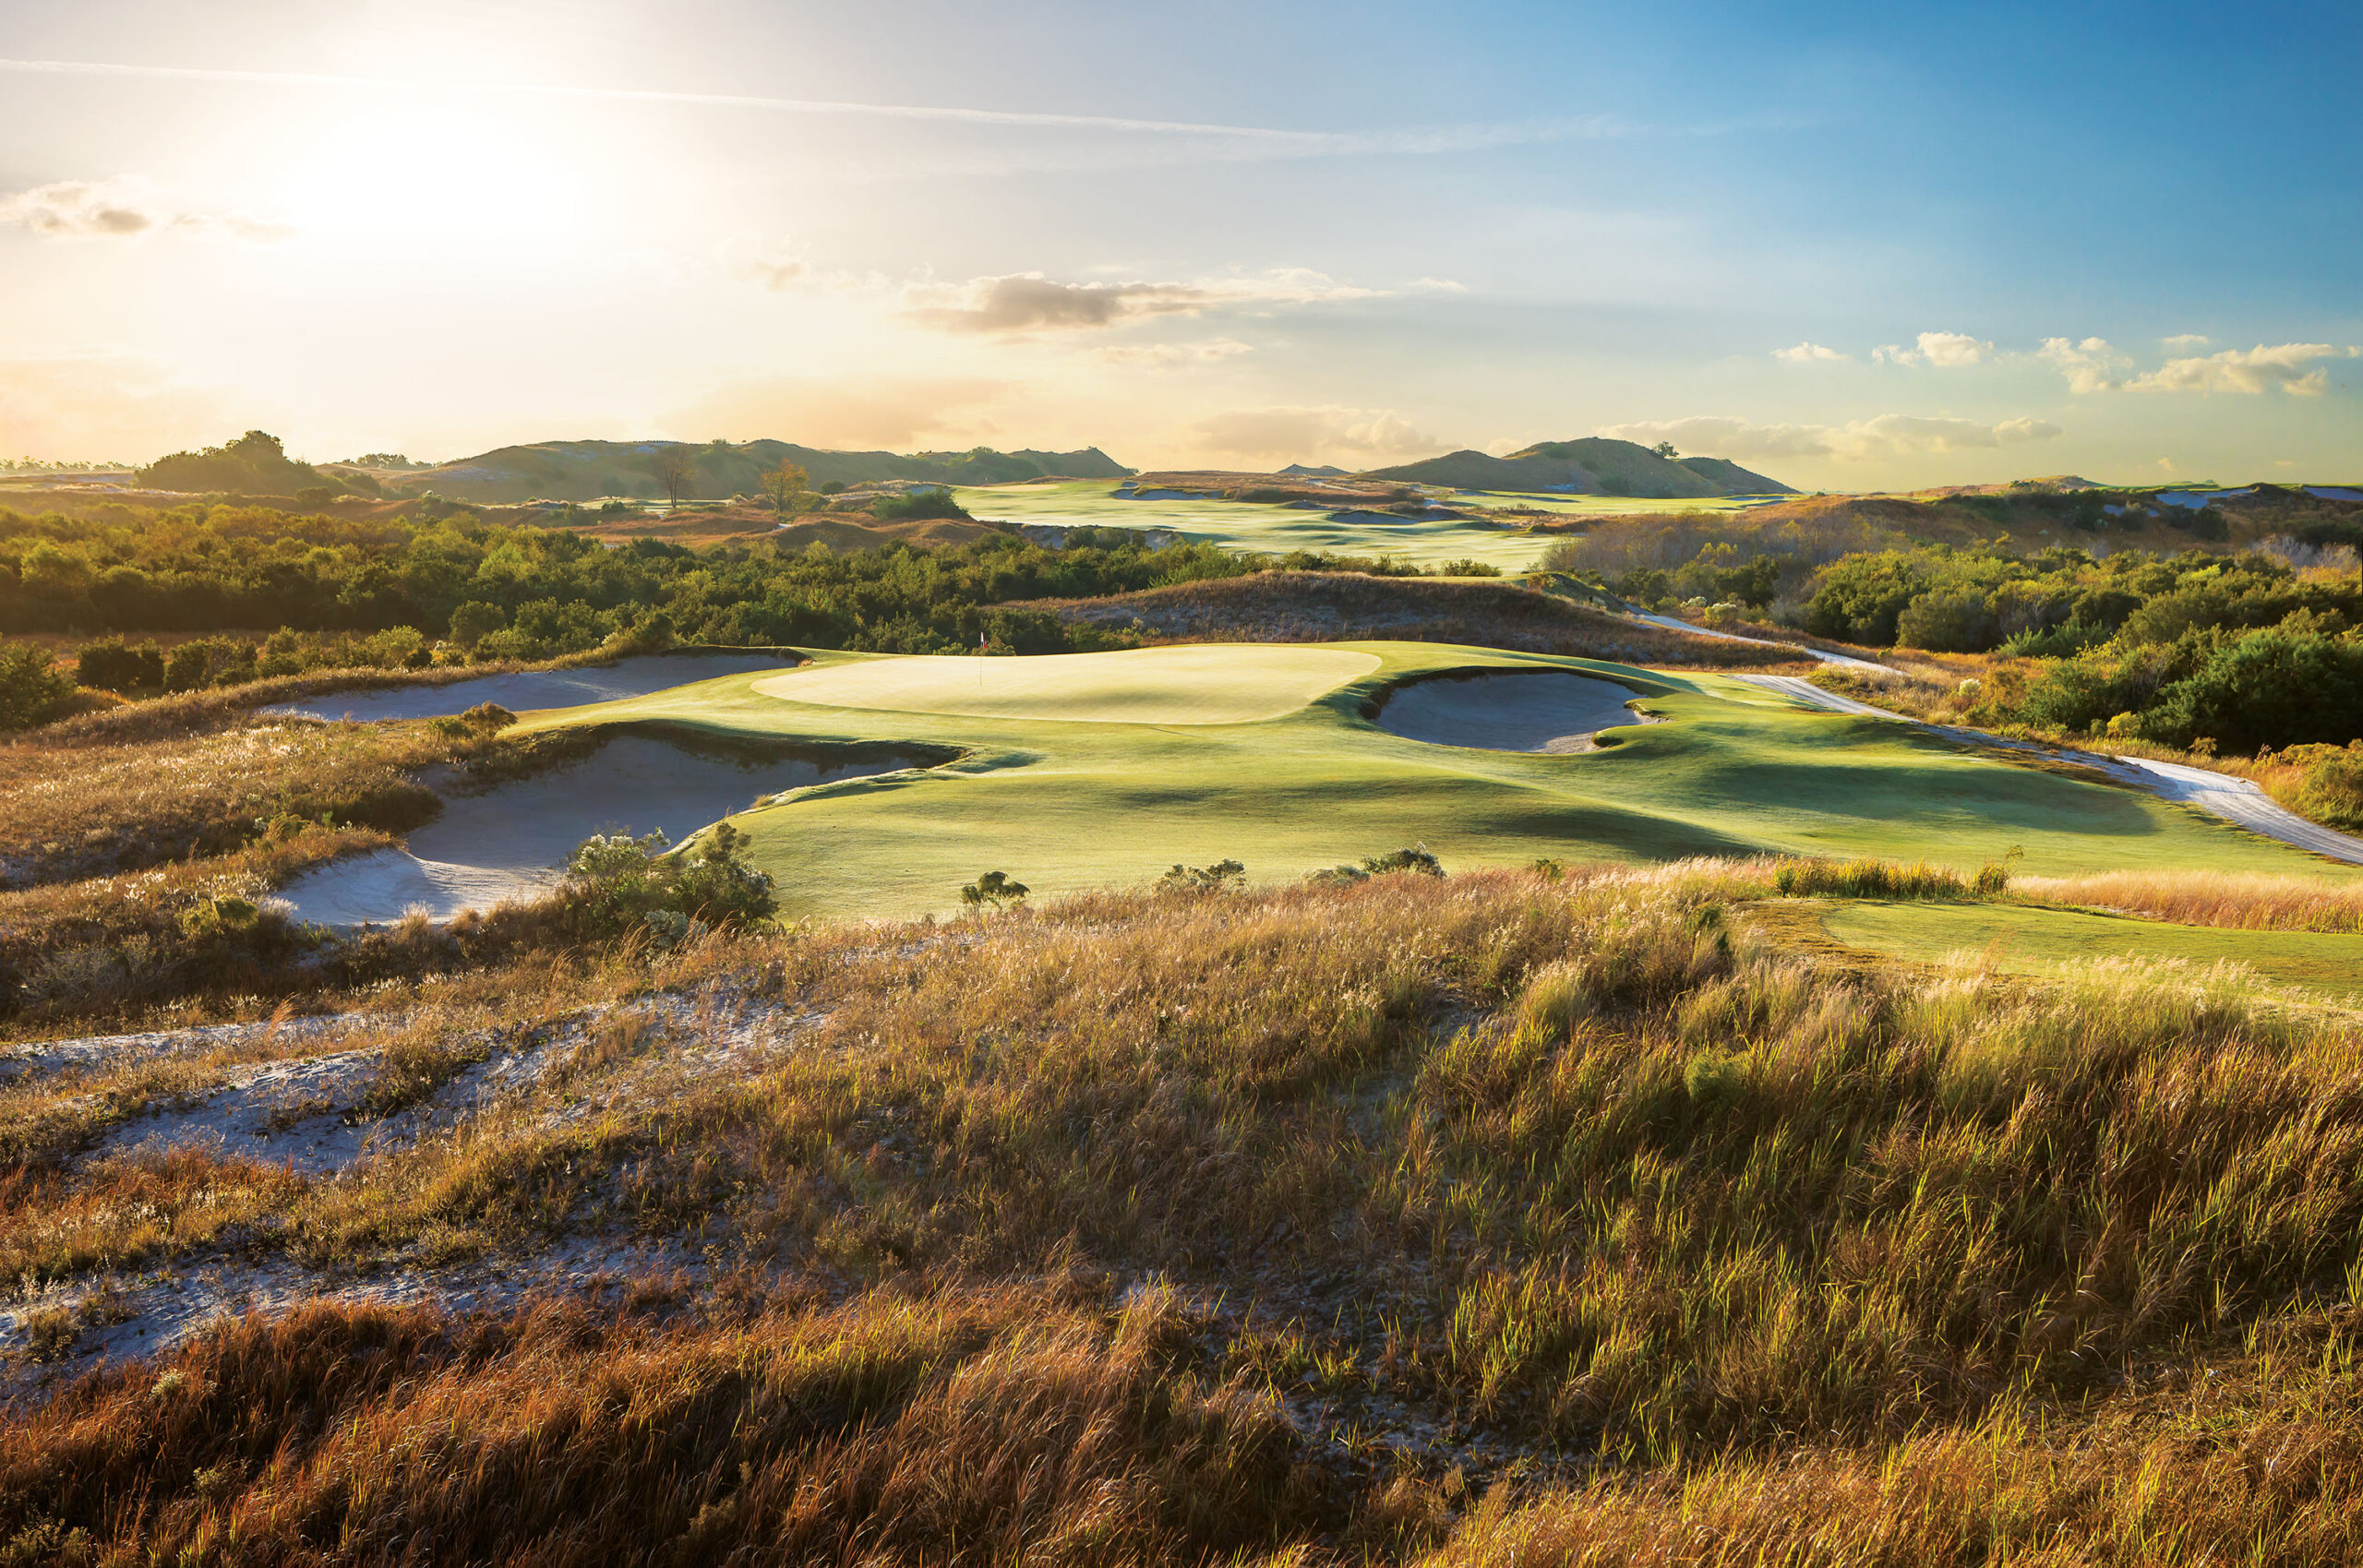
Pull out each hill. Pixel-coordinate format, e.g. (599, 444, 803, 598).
(137, 431, 343, 498)
(381, 440, 1133, 504)
(1369, 437, 1794, 497)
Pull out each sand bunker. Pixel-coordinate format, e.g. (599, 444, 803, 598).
(753, 644, 1379, 725)
(1376, 671, 1658, 753)
(280, 733, 929, 925)
(266, 653, 797, 723)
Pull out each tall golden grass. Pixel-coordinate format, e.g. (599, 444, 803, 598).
(15, 864, 2363, 1560)
(2018, 868, 2363, 932)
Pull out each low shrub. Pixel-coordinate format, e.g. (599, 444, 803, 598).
(1771, 857, 1970, 899)
(1158, 858, 1245, 894)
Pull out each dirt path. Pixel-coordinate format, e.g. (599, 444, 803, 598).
(1733, 674, 2363, 867)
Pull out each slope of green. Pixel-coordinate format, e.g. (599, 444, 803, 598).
(750, 644, 1378, 724)
(515, 642, 2359, 920)
(1822, 900, 2363, 1003)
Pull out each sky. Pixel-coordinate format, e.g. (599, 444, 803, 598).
(0, 0, 2357, 490)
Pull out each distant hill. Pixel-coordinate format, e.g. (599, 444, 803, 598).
(1368, 437, 1794, 497)
(388, 440, 1132, 504)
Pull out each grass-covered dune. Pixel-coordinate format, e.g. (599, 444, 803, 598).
(521, 640, 2357, 920)
(14, 866, 2363, 1562)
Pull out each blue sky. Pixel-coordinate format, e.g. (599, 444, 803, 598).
(0, 0, 2355, 487)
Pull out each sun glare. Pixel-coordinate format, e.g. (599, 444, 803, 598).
(278, 105, 584, 253)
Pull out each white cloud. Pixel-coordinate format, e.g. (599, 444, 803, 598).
(2124, 341, 2352, 395)
(1191, 404, 1441, 462)
(2163, 333, 2212, 350)
(0, 178, 292, 241)
(1409, 277, 1469, 293)
(1094, 339, 1255, 367)
(2036, 336, 2135, 393)
(1599, 413, 2061, 462)
(730, 241, 810, 291)
(1774, 341, 1847, 363)
(904, 269, 1386, 333)
(1873, 330, 1991, 368)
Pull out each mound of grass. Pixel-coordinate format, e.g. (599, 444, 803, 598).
(752, 643, 1381, 724)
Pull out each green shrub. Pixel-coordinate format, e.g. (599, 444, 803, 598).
(0, 642, 78, 731)
(1361, 845, 1443, 878)
(1158, 859, 1245, 894)
(1771, 858, 1968, 899)
(75, 638, 166, 692)
(871, 489, 970, 521)
(960, 870, 1029, 910)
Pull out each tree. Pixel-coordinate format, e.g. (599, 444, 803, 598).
(762, 461, 810, 521)
(646, 445, 695, 507)
(1652, 441, 1679, 459)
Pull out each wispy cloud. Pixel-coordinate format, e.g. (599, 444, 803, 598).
(0, 178, 292, 240)
(1601, 413, 2061, 462)
(2163, 333, 2212, 350)
(1095, 340, 1256, 367)
(2040, 337, 2352, 394)
(1192, 405, 1440, 462)
(1873, 331, 1991, 368)
(1774, 341, 1846, 363)
(0, 56, 1741, 171)
(903, 269, 1385, 334)
(2126, 342, 2353, 396)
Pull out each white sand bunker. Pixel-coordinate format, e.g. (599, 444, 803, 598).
(280, 733, 925, 925)
(1376, 671, 1660, 753)
(753, 644, 1379, 725)
(266, 653, 798, 723)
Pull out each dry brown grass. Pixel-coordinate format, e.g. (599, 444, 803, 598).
(18, 864, 2363, 1561)
(1046, 571, 1811, 666)
(0, 1283, 1332, 1566)
(2016, 869, 2363, 933)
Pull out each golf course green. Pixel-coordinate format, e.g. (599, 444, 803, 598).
(513, 641, 2363, 920)
(1821, 900, 2363, 1004)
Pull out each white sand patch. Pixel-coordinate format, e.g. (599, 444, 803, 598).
(1376, 671, 1661, 753)
(280, 734, 923, 925)
(263, 652, 797, 723)
(753, 644, 1378, 725)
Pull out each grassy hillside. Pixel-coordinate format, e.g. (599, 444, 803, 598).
(16, 861, 2363, 1561)
(400, 439, 1132, 504)
(1369, 437, 1795, 498)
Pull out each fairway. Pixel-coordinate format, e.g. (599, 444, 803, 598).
(512, 641, 2363, 920)
(954, 480, 1789, 574)
(1822, 900, 2363, 1003)
(750, 644, 1379, 724)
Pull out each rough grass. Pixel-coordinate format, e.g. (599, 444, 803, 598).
(2019, 868, 2363, 932)
(1044, 571, 1808, 667)
(18, 864, 2363, 1559)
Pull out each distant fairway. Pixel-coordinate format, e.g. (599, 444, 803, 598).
(513, 641, 2363, 920)
(751, 644, 1378, 724)
(1822, 900, 2363, 1004)
(953, 480, 1786, 574)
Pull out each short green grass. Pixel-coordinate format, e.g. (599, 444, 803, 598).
(517, 642, 2363, 920)
(749, 643, 1380, 724)
(954, 480, 1563, 570)
(1821, 900, 2363, 1003)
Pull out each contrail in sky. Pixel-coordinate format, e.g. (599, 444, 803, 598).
(0, 55, 1643, 156)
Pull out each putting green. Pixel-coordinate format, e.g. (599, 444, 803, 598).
(1822, 901, 2363, 1004)
(750, 644, 1379, 725)
(511, 641, 2363, 920)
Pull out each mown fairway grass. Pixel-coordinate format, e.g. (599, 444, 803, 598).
(956, 480, 1781, 574)
(1824, 898, 2363, 1003)
(955, 479, 1565, 570)
(514, 641, 2362, 919)
(750, 643, 1379, 724)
